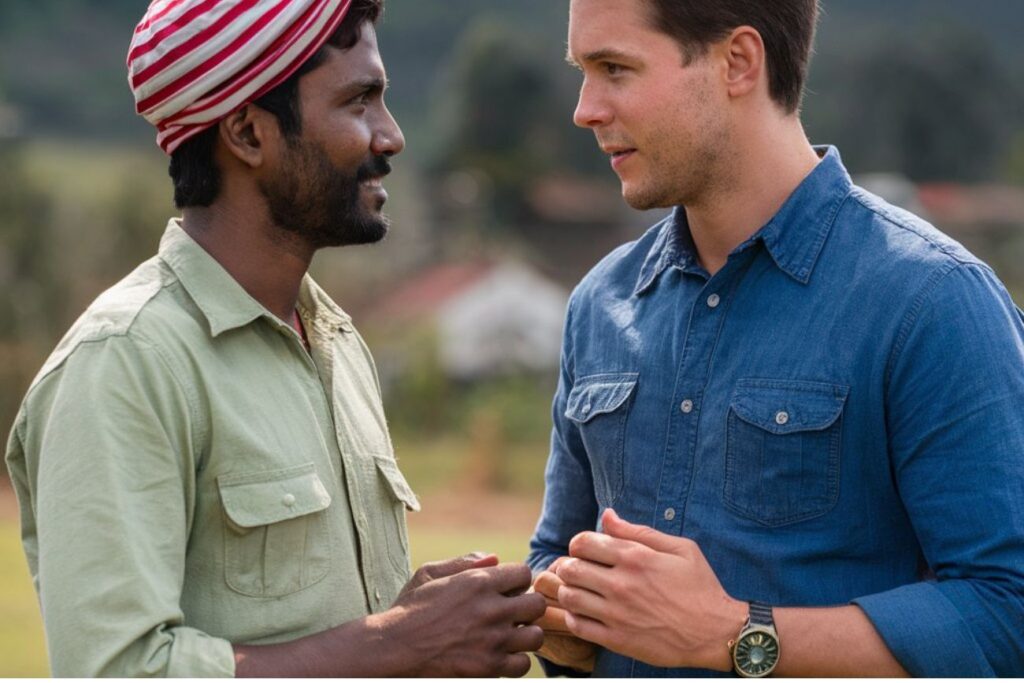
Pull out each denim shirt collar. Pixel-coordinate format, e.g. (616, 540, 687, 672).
(635, 146, 853, 296)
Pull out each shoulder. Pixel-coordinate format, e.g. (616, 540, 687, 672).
(570, 215, 671, 310)
(840, 186, 983, 273)
(26, 256, 193, 394)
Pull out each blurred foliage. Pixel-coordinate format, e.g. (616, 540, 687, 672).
(383, 328, 556, 445)
(806, 24, 1022, 181)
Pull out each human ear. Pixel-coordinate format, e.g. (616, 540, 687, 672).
(218, 106, 273, 169)
(723, 26, 765, 100)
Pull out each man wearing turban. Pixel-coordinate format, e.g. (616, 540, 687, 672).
(5, 0, 544, 676)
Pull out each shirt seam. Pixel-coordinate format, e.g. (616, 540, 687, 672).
(883, 260, 965, 393)
(129, 330, 207, 470)
(848, 189, 979, 267)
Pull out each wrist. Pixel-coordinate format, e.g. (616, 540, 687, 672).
(707, 597, 749, 672)
(692, 593, 749, 671)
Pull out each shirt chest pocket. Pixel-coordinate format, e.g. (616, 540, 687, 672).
(565, 373, 638, 508)
(724, 379, 848, 527)
(218, 463, 332, 598)
(369, 453, 420, 580)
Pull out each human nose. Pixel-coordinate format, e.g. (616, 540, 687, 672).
(372, 105, 405, 157)
(573, 79, 611, 129)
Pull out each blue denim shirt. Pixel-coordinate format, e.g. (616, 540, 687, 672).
(528, 148, 1024, 677)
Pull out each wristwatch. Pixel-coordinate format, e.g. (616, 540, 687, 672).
(730, 602, 780, 678)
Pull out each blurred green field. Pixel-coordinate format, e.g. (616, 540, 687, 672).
(0, 517, 47, 676)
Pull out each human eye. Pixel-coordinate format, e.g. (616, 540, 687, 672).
(602, 62, 626, 76)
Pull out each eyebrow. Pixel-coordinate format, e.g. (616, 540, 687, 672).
(337, 76, 388, 96)
(565, 47, 642, 68)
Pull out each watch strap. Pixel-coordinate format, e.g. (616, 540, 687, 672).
(748, 601, 774, 628)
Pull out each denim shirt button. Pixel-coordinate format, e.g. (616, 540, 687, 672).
(680, 399, 694, 414)
(663, 507, 676, 521)
(775, 411, 790, 425)
(707, 293, 721, 308)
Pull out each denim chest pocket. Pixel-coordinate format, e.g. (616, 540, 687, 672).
(724, 379, 848, 526)
(218, 463, 332, 597)
(565, 373, 638, 507)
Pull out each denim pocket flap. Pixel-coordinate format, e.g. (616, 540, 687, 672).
(218, 463, 332, 528)
(565, 373, 639, 423)
(731, 380, 848, 435)
(374, 454, 421, 512)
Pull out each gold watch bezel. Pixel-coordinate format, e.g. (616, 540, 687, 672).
(731, 624, 780, 678)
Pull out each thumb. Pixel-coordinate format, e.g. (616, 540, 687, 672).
(601, 508, 683, 554)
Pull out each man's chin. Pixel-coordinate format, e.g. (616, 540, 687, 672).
(622, 185, 670, 211)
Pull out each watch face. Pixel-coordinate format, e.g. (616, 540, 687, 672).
(734, 629, 780, 677)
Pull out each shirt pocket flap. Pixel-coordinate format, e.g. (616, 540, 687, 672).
(374, 454, 421, 512)
(731, 380, 849, 435)
(217, 463, 332, 528)
(565, 373, 639, 424)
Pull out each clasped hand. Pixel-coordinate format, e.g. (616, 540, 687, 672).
(532, 508, 746, 672)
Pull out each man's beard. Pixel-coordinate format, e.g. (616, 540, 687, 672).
(259, 138, 392, 249)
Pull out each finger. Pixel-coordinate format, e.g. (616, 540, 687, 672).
(565, 611, 615, 651)
(556, 557, 618, 597)
(507, 591, 547, 624)
(505, 624, 545, 653)
(535, 605, 573, 634)
(557, 584, 609, 623)
(601, 508, 684, 554)
(483, 562, 534, 595)
(408, 552, 498, 592)
(547, 556, 570, 573)
(567, 530, 635, 567)
(498, 653, 533, 678)
(533, 570, 565, 600)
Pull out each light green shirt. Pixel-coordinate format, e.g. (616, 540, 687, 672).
(5, 219, 420, 677)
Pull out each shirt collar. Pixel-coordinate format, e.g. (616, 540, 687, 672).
(635, 146, 853, 296)
(158, 219, 352, 337)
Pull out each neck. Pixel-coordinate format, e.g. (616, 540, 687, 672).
(685, 116, 820, 276)
(180, 193, 314, 324)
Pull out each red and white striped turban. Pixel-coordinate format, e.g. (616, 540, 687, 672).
(128, 0, 354, 154)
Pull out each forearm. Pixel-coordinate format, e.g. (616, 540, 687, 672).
(771, 605, 907, 677)
(234, 613, 402, 677)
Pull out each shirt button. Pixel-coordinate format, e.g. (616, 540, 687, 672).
(663, 507, 676, 521)
(374, 589, 382, 601)
(680, 399, 694, 414)
(707, 293, 721, 308)
(775, 411, 789, 425)
(582, 404, 591, 415)
(282, 493, 296, 507)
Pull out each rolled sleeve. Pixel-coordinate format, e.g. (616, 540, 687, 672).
(854, 582, 992, 677)
(11, 334, 234, 677)
(876, 263, 1024, 676)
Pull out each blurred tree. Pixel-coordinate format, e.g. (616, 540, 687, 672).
(431, 19, 561, 225)
(805, 25, 1020, 182)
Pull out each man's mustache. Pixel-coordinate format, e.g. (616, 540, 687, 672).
(356, 155, 392, 181)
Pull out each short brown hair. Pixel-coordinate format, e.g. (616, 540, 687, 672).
(644, 0, 819, 113)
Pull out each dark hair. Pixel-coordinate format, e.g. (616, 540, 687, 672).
(169, 0, 383, 208)
(644, 0, 819, 114)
